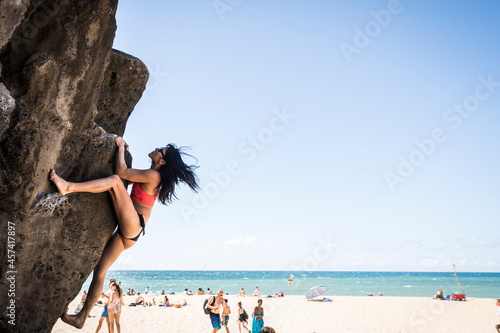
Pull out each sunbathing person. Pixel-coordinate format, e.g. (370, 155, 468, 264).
(172, 299, 188, 308)
(134, 293, 145, 306)
(434, 289, 445, 300)
(54, 135, 199, 329)
(160, 296, 169, 307)
(250, 287, 260, 297)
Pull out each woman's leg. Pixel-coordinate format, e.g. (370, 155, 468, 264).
(95, 316, 104, 333)
(108, 311, 115, 333)
(105, 316, 111, 333)
(115, 312, 121, 333)
(51, 170, 120, 195)
(51, 171, 142, 238)
(61, 234, 127, 328)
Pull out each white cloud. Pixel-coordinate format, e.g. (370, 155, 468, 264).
(419, 259, 441, 267)
(243, 236, 256, 245)
(224, 238, 243, 245)
(485, 261, 498, 266)
(351, 261, 363, 266)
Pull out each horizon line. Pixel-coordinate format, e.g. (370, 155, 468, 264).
(107, 269, 500, 273)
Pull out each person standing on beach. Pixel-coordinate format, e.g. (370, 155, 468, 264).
(495, 299, 500, 333)
(53, 137, 199, 329)
(207, 289, 224, 332)
(75, 290, 87, 314)
(221, 298, 231, 333)
(237, 302, 250, 333)
(108, 282, 123, 333)
(95, 278, 116, 333)
(251, 299, 264, 333)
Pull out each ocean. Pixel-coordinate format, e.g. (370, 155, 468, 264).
(79, 271, 500, 299)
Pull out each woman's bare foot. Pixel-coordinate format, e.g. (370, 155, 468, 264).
(50, 169, 70, 195)
(61, 310, 85, 329)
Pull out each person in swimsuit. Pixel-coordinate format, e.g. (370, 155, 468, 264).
(237, 301, 250, 333)
(74, 290, 87, 314)
(251, 299, 264, 333)
(221, 298, 231, 333)
(162, 296, 171, 307)
(207, 290, 224, 333)
(108, 282, 123, 333)
(238, 302, 250, 333)
(53, 135, 199, 329)
(133, 293, 145, 306)
(434, 289, 445, 300)
(250, 287, 260, 297)
(95, 278, 116, 333)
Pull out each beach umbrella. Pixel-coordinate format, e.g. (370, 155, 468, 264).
(305, 285, 327, 299)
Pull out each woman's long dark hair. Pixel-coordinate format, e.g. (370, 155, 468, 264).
(111, 282, 123, 298)
(157, 144, 199, 205)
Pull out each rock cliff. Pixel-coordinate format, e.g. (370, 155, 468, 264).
(0, 1, 149, 332)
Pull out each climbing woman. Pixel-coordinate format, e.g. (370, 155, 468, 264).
(51, 134, 199, 329)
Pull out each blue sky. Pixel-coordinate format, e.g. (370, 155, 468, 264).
(109, 0, 500, 272)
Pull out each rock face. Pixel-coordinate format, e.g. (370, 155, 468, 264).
(0, 1, 149, 332)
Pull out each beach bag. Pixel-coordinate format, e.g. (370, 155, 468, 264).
(241, 309, 249, 321)
(203, 296, 215, 314)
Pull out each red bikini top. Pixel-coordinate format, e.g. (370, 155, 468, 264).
(130, 182, 157, 206)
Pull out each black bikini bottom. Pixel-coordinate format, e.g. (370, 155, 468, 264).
(116, 213, 145, 242)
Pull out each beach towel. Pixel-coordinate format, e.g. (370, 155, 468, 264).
(252, 314, 264, 333)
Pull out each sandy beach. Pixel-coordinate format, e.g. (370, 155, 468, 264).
(52, 294, 498, 333)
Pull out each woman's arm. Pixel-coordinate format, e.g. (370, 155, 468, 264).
(114, 135, 128, 176)
(113, 135, 160, 185)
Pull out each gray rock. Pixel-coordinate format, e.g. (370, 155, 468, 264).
(0, 0, 149, 332)
(0, 83, 16, 138)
